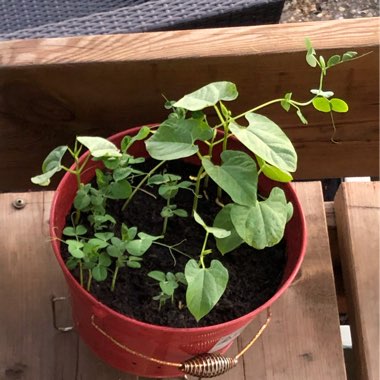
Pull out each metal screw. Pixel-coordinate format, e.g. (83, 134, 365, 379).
(12, 198, 26, 209)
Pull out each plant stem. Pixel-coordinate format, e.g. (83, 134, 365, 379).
(162, 198, 170, 235)
(79, 261, 84, 287)
(86, 269, 92, 291)
(192, 165, 204, 215)
(122, 160, 166, 211)
(111, 266, 119, 292)
(153, 241, 193, 259)
(199, 231, 209, 269)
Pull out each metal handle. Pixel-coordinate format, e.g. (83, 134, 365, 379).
(51, 296, 74, 332)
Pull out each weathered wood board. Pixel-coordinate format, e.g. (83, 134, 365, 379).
(0, 17, 378, 191)
(335, 182, 380, 380)
(241, 182, 346, 379)
(0, 182, 347, 379)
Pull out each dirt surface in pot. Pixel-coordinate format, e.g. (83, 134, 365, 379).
(63, 159, 286, 328)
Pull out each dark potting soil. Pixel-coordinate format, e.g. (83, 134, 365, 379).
(63, 159, 286, 328)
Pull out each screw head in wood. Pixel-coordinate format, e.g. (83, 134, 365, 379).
(12, 198, 26, 209)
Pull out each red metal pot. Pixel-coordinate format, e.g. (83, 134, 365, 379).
(50, 127, 307, 378)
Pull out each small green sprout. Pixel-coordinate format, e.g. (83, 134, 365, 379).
(148, 271, 187, 310)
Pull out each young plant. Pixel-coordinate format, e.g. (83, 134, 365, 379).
(148, 271, 187, 310)
(148, 173, 192, 234)
(31, 40, 362, 322)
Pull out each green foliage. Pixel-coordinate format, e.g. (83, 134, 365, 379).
(173, 81, 238, 111)
(31, 145, 68, 186)
(31, 38, 362, 322)
(185, 259, 228, 322)
(149, 271, 187, 309)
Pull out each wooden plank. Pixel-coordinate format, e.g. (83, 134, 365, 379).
(241, 182, 346, 379)
(0, 18, 378, 191)
(325, 201, 347, 315)
(0, 18, 377, 66)
(334, 182, 380, 380)
(0, 192, 137, 380)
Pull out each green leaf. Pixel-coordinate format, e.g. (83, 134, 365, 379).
(327, 54, 341, 68)
(76, 225, 87, 235)
(281, 92, 292, 112)
(107, 180, 132, 199)
(185, 259, 229, 321)
(63, 227, 77, 237)
(127, 261, 141, 269)
(175, 272, 187, 285)
(145, 118, 212, 160)
(92, 265, 108, 281)
(230, 187, 290, 249)
(160, 281, 177, 296)
(66, 240, 84, 259)
(312, 97, 331, 113)
(305, 37, 313, 51)
(202, 150, 258, 206)
(74, 187, 91, 210)
(99, 253, 112, 267)
(125, 233, 160, 256)
(229, 113, 297, 173)
(31, 145, 68, 186)
(173, 82, 238, 111)
(193, 211, 230, 238)
(213, 205, 244, 255)
(306, 52, 317, 68)
(113, 167, 133, 182)
(342, 51, 358, 61)
(66, 257, 79, 270)
(121, 126, 151, 152)
(121, 225, 137, 241)
(77, 136, 121, 158)
(94, 232, 114, 241)
(330, 98, 349, 113)
(173, 209, 188, 217)
(42, 145, 68, 173)
(148, 271, 166, 282)
(121, 136, 132, 152)
(107, 245, 122, 258)
(319, 55, 326, 71)
(161, 206, 174, 218)
(256, 156, 293, 183)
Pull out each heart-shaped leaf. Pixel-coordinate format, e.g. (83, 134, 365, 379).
(213, 204, 244, 255)
(66, 240, 84, 259)
(145, 118, 212, 160)
(229, 113, 297, 173)
(230, 187, 290, 249)
(185, 259, 229, 321)
(92, 265, 108, 281)
(174, 82, 238, 111)
(202, 150, 258, 206)
(31, 145, 68, 186)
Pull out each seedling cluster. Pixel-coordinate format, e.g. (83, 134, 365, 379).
(32, 41, 359, 322)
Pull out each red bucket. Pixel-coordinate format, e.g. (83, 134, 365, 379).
(50, 127, 307, 378)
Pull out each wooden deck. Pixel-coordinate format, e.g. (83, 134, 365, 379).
(1, 181, 378, 379)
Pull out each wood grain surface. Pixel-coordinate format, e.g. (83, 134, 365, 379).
(0, 18, 378, 191)
(241, 182, 347, 379)
(335, 182, 380, 380)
